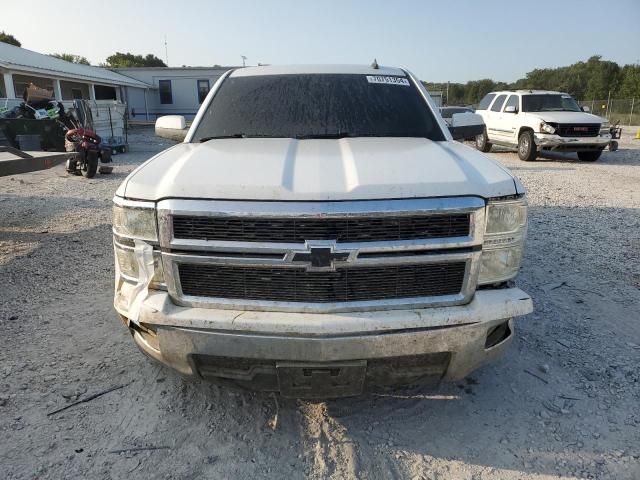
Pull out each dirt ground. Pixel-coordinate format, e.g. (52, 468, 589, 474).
(1, 127, 639, 480)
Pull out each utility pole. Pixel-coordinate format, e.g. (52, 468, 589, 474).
(164, 36, 169, 66)
(241, 56, 247, 67)
(446, 81, 450, 106)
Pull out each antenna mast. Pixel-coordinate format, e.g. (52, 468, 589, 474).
(164, 36, 169, 66)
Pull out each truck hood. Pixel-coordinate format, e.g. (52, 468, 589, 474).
(524, 111, 605, 124)
(121, 138, 519, 201)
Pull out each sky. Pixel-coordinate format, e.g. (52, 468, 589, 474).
(2, 0, 639, 83)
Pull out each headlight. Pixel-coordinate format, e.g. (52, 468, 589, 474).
(484, 199, 527, 237)
(539, 122, 556, 135)
(114, 240, 165, 286)
(479, 248, 523, 284)
(600, 122, 610, 135)
(479, 197, 527, 285)
(112, 197, 165, 291)
(113, 198, 158, 241)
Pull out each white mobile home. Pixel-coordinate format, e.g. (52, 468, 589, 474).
(115, 67, 236, 121)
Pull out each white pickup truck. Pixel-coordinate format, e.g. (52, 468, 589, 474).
(113, 65, 533, 398)
(474, 90, 611, 161)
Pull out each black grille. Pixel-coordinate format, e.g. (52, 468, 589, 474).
(178, 262, 466, 302)
(172, 214, 470, 243)
(548, 123, 600, 137)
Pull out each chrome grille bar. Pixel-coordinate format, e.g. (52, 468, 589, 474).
(157, 197, 485, 313)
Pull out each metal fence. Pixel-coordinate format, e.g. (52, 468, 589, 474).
(579, 98, 638, 126)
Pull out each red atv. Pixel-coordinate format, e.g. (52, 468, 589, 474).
(64, 128, 112, 178)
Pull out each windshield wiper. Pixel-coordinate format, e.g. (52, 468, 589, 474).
(294, 133, 396, 139)
(201, 133, 422, 141)
(199, 134, 273, 142)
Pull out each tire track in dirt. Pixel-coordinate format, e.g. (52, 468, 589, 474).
(300, 401, 360, 479)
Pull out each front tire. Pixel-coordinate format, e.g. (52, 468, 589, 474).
(577, 150, 602, 162)
(82, 152, 99, 178)
(518, 130, 537, 161)
(475, 129, 492, 152)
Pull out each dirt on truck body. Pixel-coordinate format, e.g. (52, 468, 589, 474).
(113, 65, 532, 398)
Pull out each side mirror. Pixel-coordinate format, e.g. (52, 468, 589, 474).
(581, 106, 590, 113)
(155, 115, 188, 142)
(504, 105, 517, 114)
(448, 112, 485, 140)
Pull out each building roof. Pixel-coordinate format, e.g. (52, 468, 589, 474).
(115, 66, 238, 72)
(230, 64, 407, 77)
(0, 43, 151, 88)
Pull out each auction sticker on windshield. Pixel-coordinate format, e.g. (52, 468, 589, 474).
(366, 75, 410, 86)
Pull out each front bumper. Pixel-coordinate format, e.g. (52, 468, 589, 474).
(534, 133, 610, 151)
(118, 287, 533, 397)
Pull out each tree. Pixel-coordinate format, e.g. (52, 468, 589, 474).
(422, 56, 634, 105)
(618, 65, 640, 99)
(49, 53, 90, 65)
(0, 31, 21, 47)
(459, 79, 505, 105)
(104, 52, 167, 68)
(583, 56, 621, 99)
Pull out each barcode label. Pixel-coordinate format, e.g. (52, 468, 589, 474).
(366, 76, 410, 86)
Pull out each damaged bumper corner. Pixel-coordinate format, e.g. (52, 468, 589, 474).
(114, 239, 164, 327)
(534, 133, 610, 151)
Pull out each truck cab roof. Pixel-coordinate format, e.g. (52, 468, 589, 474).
(230, 64, 407, 77)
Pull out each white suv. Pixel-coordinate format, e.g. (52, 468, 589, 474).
(474, 90, 610, 161)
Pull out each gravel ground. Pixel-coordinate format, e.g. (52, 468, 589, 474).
(1, 127, 638, 480)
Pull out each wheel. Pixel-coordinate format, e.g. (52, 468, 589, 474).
(517, 130, 537, 161)
(577, 150, 602, 162)
(98, 166, 113, 174)
(82, 152, 99, 178)
(609, 141, 618, 152)
(475, 129, 492, 152)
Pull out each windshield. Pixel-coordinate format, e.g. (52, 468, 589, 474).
(521, 94, 582, 112)
(192, 73, 445, 142)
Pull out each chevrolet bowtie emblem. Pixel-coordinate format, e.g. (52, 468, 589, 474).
(292, 247, 350, 270)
